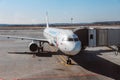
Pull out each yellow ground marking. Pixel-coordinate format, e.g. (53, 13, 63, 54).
(45, 44, 76, 66)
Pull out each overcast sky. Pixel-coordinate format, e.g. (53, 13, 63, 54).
(0, 0, 120, 24)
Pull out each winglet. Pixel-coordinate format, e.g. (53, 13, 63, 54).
(46, 12, 49, 28)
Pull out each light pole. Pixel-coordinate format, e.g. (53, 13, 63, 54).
(71, 18, 73, 24)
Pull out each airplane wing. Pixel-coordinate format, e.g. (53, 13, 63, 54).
(0, 35, 49, 43)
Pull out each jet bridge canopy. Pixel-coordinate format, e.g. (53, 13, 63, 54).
(74, 26, 120, 47)
(96, 28, 120, 46)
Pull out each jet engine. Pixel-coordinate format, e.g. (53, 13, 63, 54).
(29, 41, 38, 52)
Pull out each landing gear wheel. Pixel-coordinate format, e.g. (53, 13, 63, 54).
(67, 59, 71, 64)
(38, 47, 43, 53)
(38, 41, 44, 53)
(41, 47, 43, 52)
(67, 56, 72, 64)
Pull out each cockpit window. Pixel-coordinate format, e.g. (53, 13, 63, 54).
(68, 38, 79, 41)
(62, 37, 79, 42)
(68, 38, 74, 41)
(74, 38, 79, 41)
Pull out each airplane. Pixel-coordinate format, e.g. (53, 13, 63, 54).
(0, 14, 81, 64)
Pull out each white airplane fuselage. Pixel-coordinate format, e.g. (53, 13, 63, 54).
(0, 13, 82, 64)
(43, 27, 81, 56)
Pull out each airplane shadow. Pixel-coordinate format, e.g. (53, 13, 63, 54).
(71, 49, 120, 80)
(8, 49, 120, 80)
(8, 50, 63, 57)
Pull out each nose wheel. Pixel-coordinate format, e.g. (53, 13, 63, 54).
(67, 56, 71, 64)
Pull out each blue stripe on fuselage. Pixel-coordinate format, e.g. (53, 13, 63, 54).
(49, 30, 57, 35)
(49, 30, 59, 37)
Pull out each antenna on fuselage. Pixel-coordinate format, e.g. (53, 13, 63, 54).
(46, 12, 49, 28)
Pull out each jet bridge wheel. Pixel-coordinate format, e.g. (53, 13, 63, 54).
(115, 45, 120, 55)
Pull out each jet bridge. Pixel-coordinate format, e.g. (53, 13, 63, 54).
(74, 27, 120, 50)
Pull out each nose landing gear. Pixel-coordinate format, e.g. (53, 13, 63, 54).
(67, 56, 72, 64)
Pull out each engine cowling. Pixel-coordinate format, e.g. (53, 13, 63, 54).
(29, 41, 38, 52)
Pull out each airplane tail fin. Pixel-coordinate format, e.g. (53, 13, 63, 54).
(46, 12, 49, 28)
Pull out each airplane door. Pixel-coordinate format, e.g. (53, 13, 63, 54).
(88, 28, 96, 47)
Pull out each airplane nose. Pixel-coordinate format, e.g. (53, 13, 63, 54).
(60, 41, 81, 56)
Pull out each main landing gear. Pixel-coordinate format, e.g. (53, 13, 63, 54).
(33, 41, 45, 58)
(38, 42, 44, 53)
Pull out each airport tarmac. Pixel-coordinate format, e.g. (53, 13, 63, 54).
(0, 29, 120, 80)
